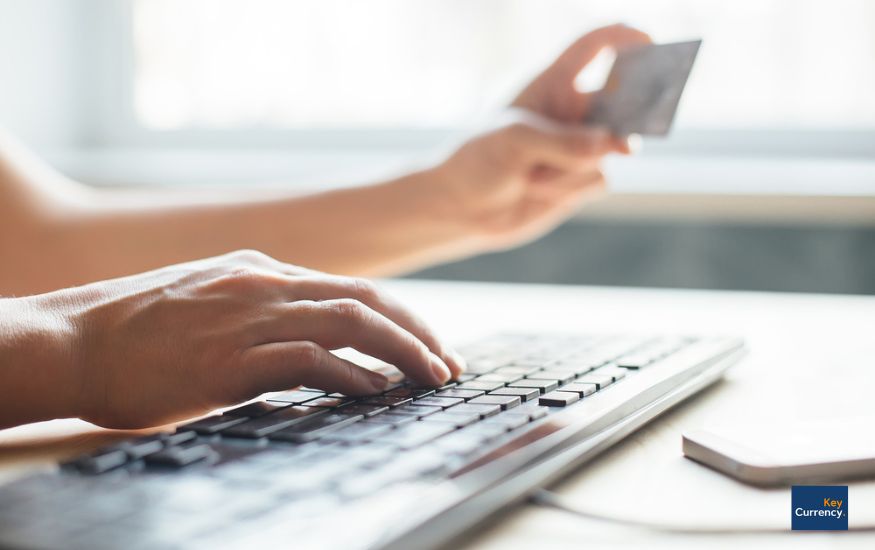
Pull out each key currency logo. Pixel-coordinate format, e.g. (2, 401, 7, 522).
(792, 485, 848, 531)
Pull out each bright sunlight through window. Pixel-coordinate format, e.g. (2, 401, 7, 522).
(133, 0, 875, 131)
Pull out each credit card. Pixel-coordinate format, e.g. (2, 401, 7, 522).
(584, 39, 701, 136)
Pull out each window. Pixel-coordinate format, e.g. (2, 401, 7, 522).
(131, 0, 875, 135)
(74, 0, 874, 198)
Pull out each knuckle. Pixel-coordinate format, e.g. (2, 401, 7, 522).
(228, 266, 267, 286)
(348, 277, 379, 301)
(208, 266, 275, 293)
(328, 298, 368, 322)
(293, 340, 322, 368)
(230, 248, 269, 263)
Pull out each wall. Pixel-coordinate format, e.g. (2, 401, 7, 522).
(0, 0, 92, 150)
(411, 221, 875, 295)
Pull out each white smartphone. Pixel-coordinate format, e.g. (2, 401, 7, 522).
(683, 417, 875, 486)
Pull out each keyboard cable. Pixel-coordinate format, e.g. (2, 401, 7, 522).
(530, 489, 875, 534)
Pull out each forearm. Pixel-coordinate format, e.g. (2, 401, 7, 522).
(3, 167, 483, 295)
(0, 295, 83, 428)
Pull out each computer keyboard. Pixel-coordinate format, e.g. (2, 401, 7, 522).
(0, 332, 745, 550)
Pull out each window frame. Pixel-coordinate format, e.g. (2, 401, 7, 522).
(87, 1, 875, 161)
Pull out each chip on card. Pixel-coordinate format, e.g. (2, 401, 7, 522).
(584, 40, 701, 136)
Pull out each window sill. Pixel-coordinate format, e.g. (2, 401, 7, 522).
(44, 148, 875, 225)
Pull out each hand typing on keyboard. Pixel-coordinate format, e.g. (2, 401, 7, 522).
(0, 250, 464, 429)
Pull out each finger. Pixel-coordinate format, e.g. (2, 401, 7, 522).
(526, 170, 606, 201)
(261, 299, 451, 386)
(282, 276, 466, 378)
(513, 25, 653, 119)
(242, 341, 389, 396)
(507, 117, 614, 170)
(212, 255, 464, 378)
(546, 24, 652, 85)
(518, 178, 606, 235)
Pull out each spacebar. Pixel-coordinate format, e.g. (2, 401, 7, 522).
(223, 406, 327, 438)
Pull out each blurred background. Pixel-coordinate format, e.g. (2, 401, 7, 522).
(1, 0, 873, 293)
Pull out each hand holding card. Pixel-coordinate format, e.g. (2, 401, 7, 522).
(584, 40, 702, 136)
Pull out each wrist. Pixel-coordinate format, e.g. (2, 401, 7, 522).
(400, 163, 491, 245)
(341, 165, 490, 274)
(0, 294, 84, 427)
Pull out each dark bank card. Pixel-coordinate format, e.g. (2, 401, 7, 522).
(584, 40, 701, 136)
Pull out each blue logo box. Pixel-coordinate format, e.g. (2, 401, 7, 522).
(792, 485, 848, 531)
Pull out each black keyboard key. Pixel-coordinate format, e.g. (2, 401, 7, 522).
(363, 413, 418, 426)
(467, 395, 520, 410)
(414, 396, 463, 409)
(267, 389, 325, 404)
(592, 366, 627, 382)
(223, 401, 288, 417)
(375, 423, 456, 449)
(434, 431, 486, 456)
(549, 361, 601, 376)
(113, 436, 165, 459)
(494, 365, 542, 376)
(509, 360, 554, 370)
(391, 404, 441, 418)
(463, 359, 506, 374)
(501, 410, 542, 425)
(385, 387, 435, 399)
(145, 443, 215, 467)
(162, 430, 198, 446)
(539, 391, 580, 407)
(526, 406, 549, 420)
(480, 414, 529, 431)
(421, 411, 480, 428)
(457, 380, 505, 392)
(69, 449, 129, 474)
(181, 415, 248, 435)
(615, 355, 649, 369)
(444, 403, 501, 418)
(508, 379, 559, 393)
(527, 370, 576, 384)
(360, 395, 413, 408)
(559, 382, 597, 397)
(337, 404, 390, 417)
(436, 388, 485, 400)
(270, 413, 364, 442)
(304, 396, 350, 408)
(324, 422, 393, 442)
(576, 373, 613, 390)
(489, 387, 539, 402)
(464, 422, 508, 442)
(475, 372, 523, 384)
(223, 406, 327, 438)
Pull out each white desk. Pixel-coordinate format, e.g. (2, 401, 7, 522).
(2, 280, 874, 548)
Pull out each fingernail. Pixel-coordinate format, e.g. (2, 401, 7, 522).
(429, 353, 452, 385)
(367, 372, 389, 393)
(449, 349, 467, 374)
(626, 133, 643, 154)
